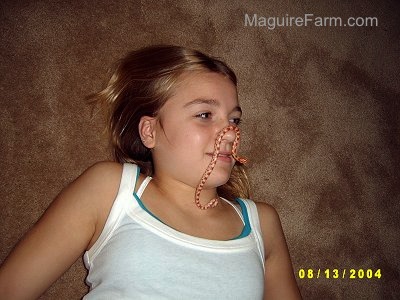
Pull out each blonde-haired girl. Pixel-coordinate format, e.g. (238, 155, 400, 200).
(0, 45, 301, 299)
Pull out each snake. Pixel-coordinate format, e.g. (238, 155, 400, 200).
(195, 125, 247, 210)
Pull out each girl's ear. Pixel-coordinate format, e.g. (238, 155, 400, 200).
(138, 116, 157, 149)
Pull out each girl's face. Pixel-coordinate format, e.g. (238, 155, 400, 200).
(151, 71, 242, 190)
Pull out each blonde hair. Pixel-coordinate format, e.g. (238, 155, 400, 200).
(89, 45, 250, 200)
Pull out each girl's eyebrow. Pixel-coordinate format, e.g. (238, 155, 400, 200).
(183, 98, 242, 114)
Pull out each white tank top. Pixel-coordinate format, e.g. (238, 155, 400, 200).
(83, 163, 265, 299)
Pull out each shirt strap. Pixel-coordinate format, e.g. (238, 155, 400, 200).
(136, 176, 152, 198)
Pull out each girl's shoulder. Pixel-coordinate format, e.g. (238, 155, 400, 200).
(74, 161, 124, 210)
(81, 161, 123, 180)
(74, 161, 124, 249)
(235, 199, 279, 225)
(253, 201, 280, 222)
(56, 161, 123, 211)
(252, 201, 285, 254)
(253, 201, 302, 298)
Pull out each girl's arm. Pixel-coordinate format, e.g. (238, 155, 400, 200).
(256, 202, 302, 300)
(0, 162, 122, 300)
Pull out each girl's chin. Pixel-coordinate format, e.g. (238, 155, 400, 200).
(194, 160, 234, 186)
(203, 173, 231, 187)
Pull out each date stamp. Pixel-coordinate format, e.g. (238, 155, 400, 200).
(298, 268, 381, 279)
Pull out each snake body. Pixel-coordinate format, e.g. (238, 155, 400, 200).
(195, 125, 247, 210)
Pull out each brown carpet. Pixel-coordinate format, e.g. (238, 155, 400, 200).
(1, 1, 399, 299)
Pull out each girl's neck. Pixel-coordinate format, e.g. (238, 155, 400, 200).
(150, 174, 219, 213)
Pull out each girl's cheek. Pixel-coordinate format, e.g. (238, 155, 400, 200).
(195, 129, 214, 147)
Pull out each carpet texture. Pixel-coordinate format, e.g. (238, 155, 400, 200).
(0, 1, 399, 299)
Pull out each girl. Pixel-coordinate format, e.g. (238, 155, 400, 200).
(0, 45, 301, 299)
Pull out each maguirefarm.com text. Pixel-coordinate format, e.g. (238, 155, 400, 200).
(244, 13, 378, 29)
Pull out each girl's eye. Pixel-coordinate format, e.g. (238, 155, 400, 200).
(195, 113, 241, 125)
(230, 118, 242, 125)
(196, 112, 212, 120)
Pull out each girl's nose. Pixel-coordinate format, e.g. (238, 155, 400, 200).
(220, 125, 236, 143)
(217, 125, 238, 152)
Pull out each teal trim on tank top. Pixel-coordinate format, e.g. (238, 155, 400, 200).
(132, 166, 251, 240)
(135, 165, 140, 186)
(232, 198, 252, 240)
(132, 194, 251, 240)
(133, 192, 164, 223)
(133, 166, 163, 222)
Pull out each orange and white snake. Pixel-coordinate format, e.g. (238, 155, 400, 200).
(195, 125, 247, 210)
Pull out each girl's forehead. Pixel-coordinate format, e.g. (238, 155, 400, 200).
(167, 71, 238, 106)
